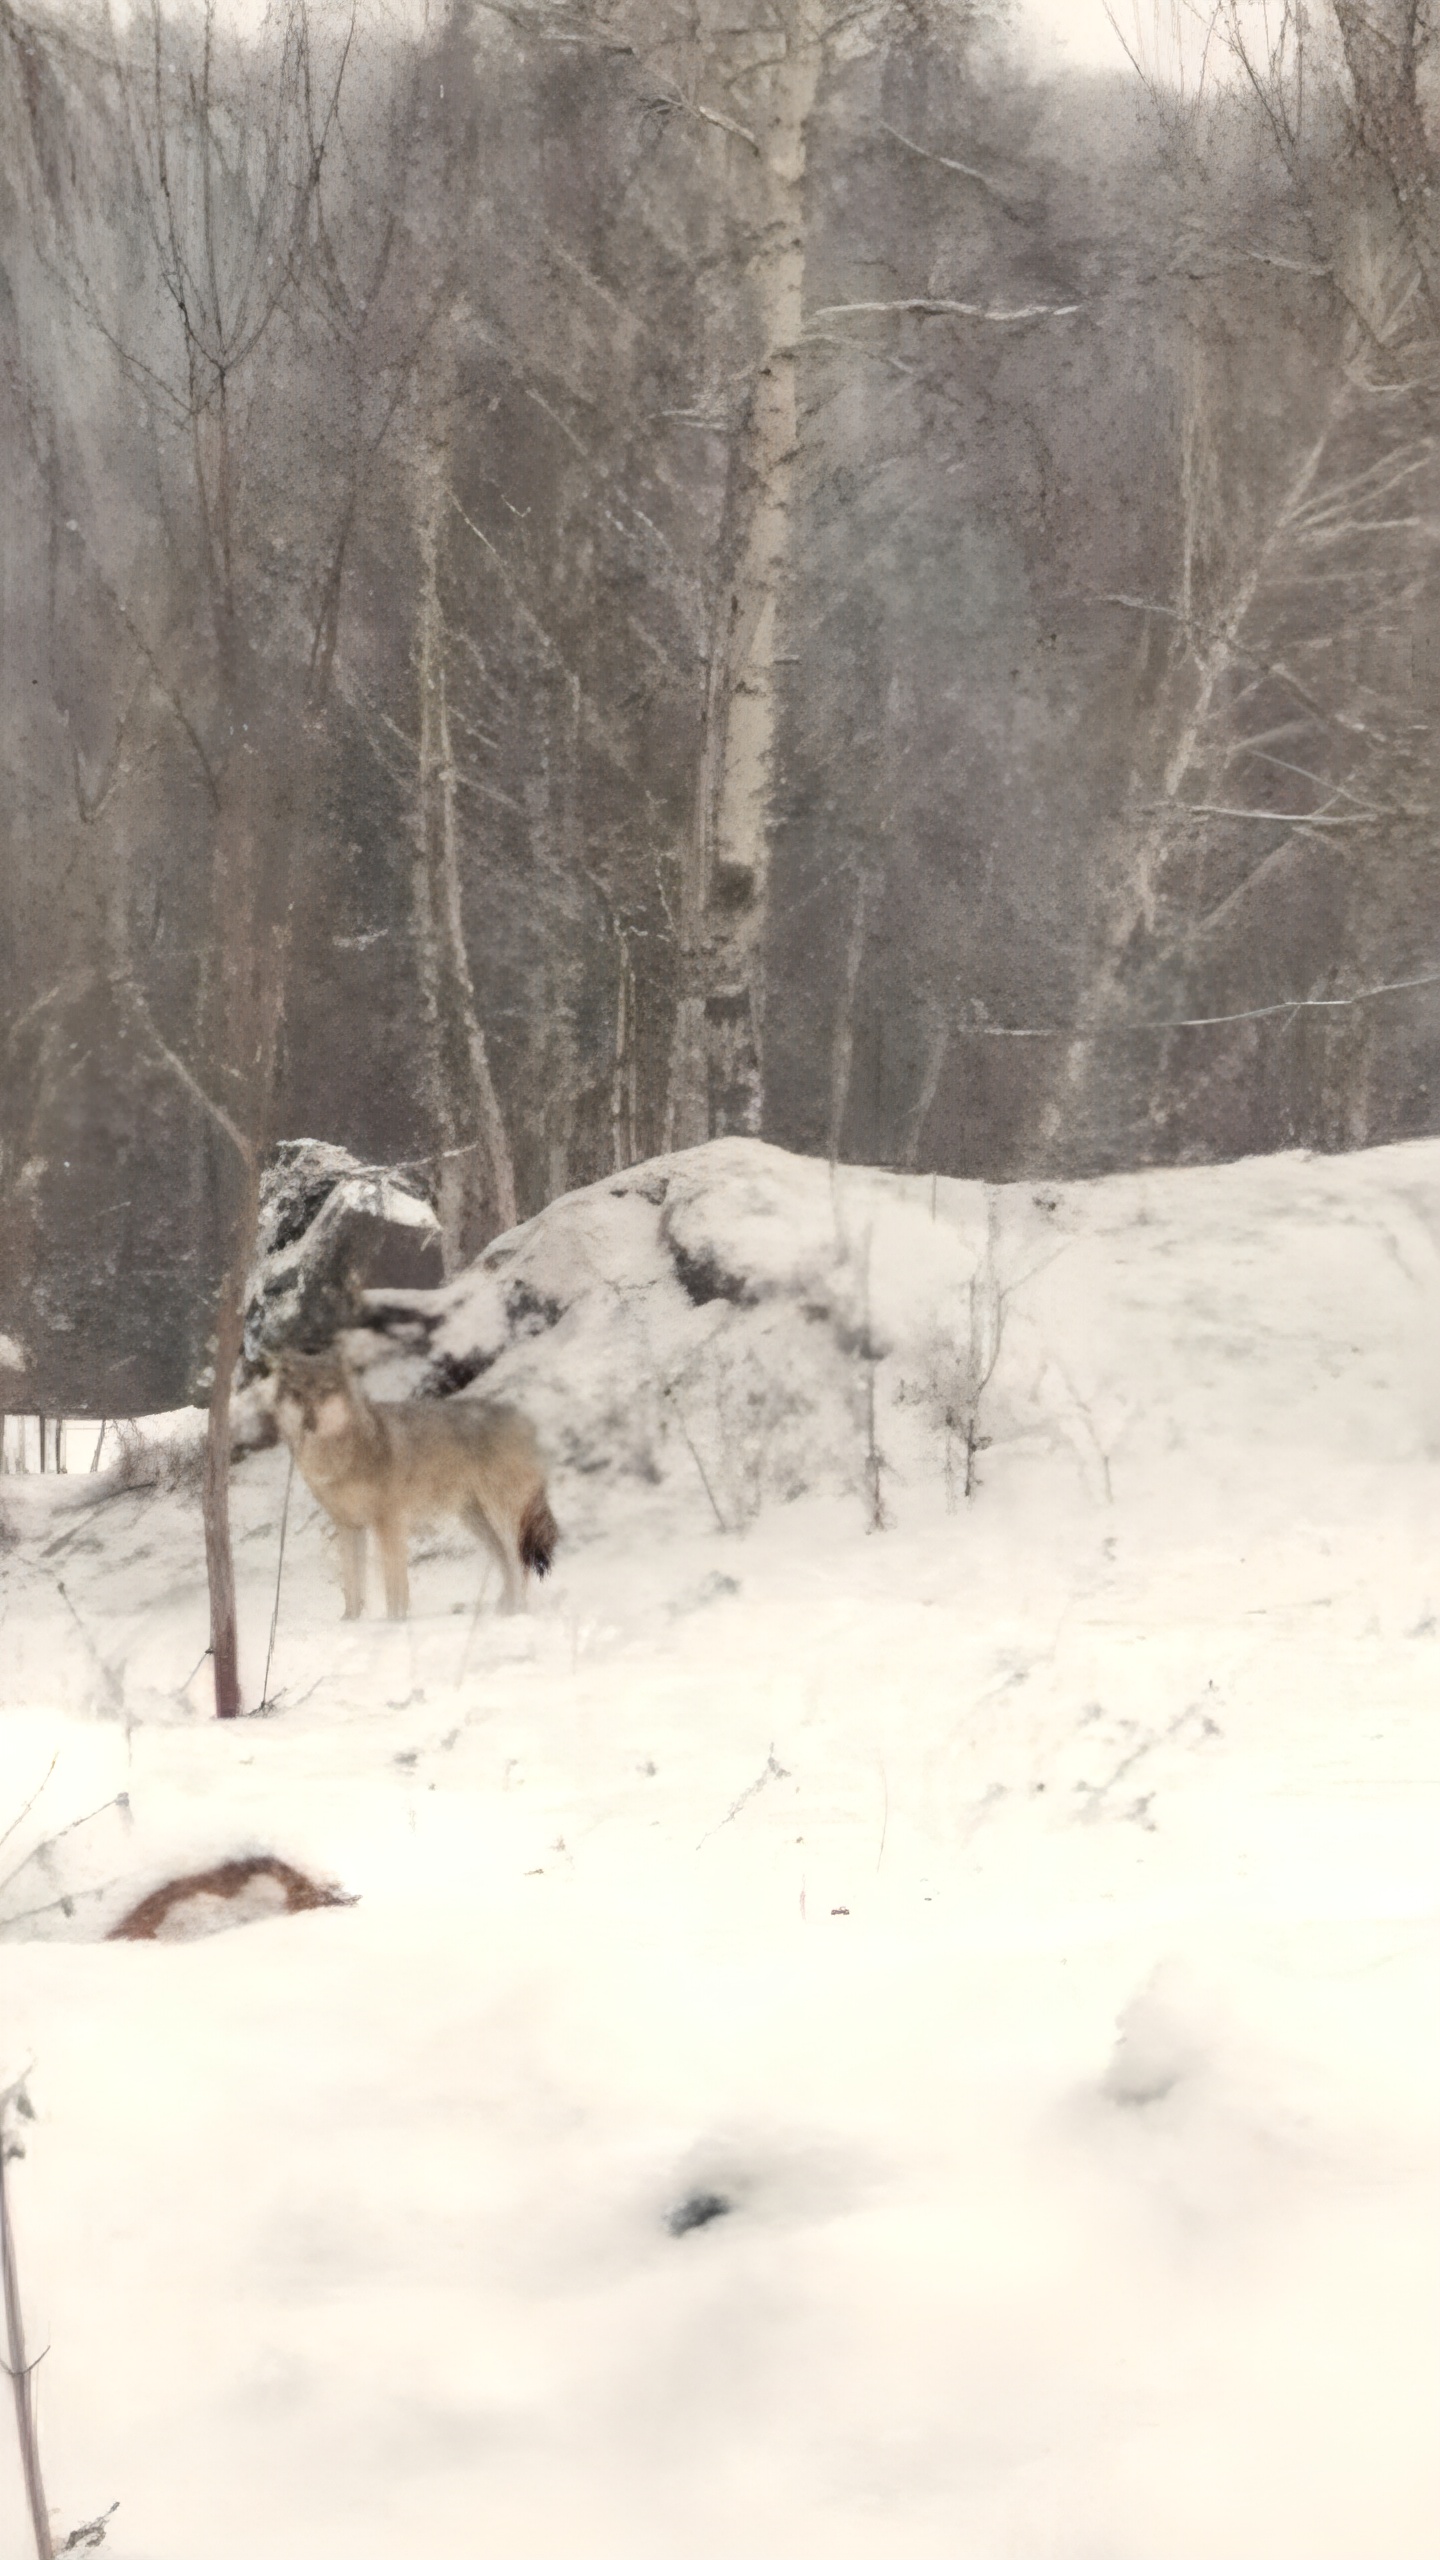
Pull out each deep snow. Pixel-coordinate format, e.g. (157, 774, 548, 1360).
(1, 1136, 1438, 2559)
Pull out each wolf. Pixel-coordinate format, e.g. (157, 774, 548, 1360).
(271, 1346, 558, 1621)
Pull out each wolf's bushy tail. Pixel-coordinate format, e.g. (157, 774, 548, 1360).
(520, 1487, 559, 1578)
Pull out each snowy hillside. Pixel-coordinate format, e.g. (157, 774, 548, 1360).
(332, 1130, 1440, 1507)
(2, 1137, 1439, 2559)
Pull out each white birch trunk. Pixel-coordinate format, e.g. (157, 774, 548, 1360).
(413, 360, 518, 1271)
(666, 1, 827, 1149)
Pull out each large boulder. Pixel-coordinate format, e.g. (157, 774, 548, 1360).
(241, 1139, 444, 1376)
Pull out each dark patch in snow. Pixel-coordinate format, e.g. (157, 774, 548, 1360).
(666, 1231, 754, 1308)
(424, 1348, 496, 1398)
(667, 2189, 732, 2236)
(353, 1293, 440, 1349)
(670, 1571, 741, 1617)
(505, 1277, 566, 1337)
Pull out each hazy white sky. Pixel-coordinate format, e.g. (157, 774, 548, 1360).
(1017, 0, 1135, 68)
(98, 0, 1171, 82)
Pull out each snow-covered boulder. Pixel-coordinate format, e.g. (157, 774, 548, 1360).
(346, 1139, 985, 1523)
(242, 1139, 442, 1375)
(344, 1132, 1440, 1522)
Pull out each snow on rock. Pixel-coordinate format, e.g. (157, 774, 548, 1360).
(347, 1132, 1440, 1527)
(352, 1139, 983, 1524)
(242, 1138, 442, 1374)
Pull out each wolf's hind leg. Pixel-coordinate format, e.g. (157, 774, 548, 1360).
(464, 1498, 524, 1614)
(339, 1527, 367, 1619)
(377, 1517, 410, 1620)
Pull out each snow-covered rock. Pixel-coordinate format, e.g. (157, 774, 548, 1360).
(349, 1140, 986, 1524)
(241, 1138, 442, 1374)
(346, 1132, 1440, 1525)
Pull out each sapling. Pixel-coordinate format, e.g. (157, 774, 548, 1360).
(1, 2074, 51, 2559)
(916, 1188, 1006, 1507)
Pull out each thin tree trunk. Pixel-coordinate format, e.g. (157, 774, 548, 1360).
(204, 1242, 250, 1722)
(902, 1002, 951, 1173)
(195, 761, 285, 1720)
(828, 871, 872, 1164)
(610, 926, 637, 1174)
(1, 2101, 52, 2560)
(666, 645, 726, 1151)
(665, 2, 826, 1148)
(413, 361, 518, 1271)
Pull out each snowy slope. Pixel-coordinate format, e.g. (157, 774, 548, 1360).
(1, 1137, 1438, 2559)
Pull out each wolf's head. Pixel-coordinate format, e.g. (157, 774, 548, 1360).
(271, 1345, 357, 1446)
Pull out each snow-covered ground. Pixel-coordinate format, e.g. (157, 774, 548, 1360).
(2, 1136, 1438, 2558)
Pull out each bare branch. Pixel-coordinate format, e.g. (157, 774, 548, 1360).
(876, 120, 1013, 202)
(806, 297, 1082, 324)
(956, 966, 1440, 1040)
(114, 976, 253, 1165)
(646, 89, 760, 152)
(1141, 801, 1387, 824)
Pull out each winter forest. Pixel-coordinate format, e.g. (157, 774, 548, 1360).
(3, 0, 1438, 1423)
(3, 9, 1440, 2557)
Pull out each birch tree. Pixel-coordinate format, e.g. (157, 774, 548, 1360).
(664, 0, 834, 1148)
(411, 325, 519, 1269)
(1044, 0, 1440, 1163)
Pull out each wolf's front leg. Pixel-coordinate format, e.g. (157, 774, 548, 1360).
(339, 1526, 367, 1619)
(377, 1517, 410, 1620)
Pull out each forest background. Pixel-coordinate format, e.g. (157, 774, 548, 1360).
(2, 0, 1438, 1419)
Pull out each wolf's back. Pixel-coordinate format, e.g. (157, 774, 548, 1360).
(378, 1396, 553, 1544)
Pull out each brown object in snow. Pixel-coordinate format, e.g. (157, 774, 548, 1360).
(108, 1854, 353, 1941)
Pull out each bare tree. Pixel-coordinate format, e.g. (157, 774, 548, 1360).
(4, 0, 375, 1712)
(665, 0, 834, 1147)
(1044, 0, 1440, 1162)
